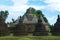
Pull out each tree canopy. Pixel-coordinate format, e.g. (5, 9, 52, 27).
(24, 7, 50, 26)
(0, 10, 9, 22)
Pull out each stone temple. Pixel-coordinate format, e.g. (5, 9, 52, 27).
(51, 15, 60, 36)
(33, 16, 48, 36)
(13, 8, 48, 36)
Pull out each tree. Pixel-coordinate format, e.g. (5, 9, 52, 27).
(23, 7, 37, 16)
(36, 10, 49, 23)
(36, 10, 51, 27)
(0, 10, 9, 36)
(36, 10, 44, 19)
(0, 10, 9, 22)
(23, 7, 51, 27)
(12, 18, 16, 23)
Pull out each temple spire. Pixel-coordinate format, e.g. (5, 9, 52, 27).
(57, 14, 60, 21)
(58, 14, 60, 19)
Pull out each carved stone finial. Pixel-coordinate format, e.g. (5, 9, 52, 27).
(57, 15, 60, 22)
(58, 15, 60, 18)
(20, 16, 22, 19)
(19, 16, 22, 22)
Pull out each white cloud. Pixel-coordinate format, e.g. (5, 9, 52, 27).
(12, 0, 28, 5)
(11, 0, 29, 11)
(44, 0, 60, 12)
(47, 16, 57, 25)
(0, 0, 29, 22)
(0, 0, 45, 22)
(2, 0, 60, 24)
(0, 0, 29, 11)
(0, 0, 45, 12)
(28, 5, 45, 10)
(44, 0, 60, 3)
(42, 0, 60, 24)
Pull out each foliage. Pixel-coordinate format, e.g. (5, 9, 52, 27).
(36, 10, 44, 18)
(25, 7, 36, 14)
(12, 18, 16, 23)
(24, 7, 48, 23)
(36, 10, 48, 22)
(0, 36, 60, 40)
(0, 10, 9, 22)
(24, 7, 51, 26)
(23, 7, 37, 17)
(36, 10, 51, 29)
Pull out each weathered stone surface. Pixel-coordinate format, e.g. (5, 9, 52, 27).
(13, 8, 49, 36)
(13, 16, 28, 36)
(23, 8, 38, 24)
(13, 8, 38, 36)
(33, 16, 48, 36)
(51, 15, 60, 36)
(22, 8, 38, 35)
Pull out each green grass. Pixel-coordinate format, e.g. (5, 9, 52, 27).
(0, 36, 60, 40)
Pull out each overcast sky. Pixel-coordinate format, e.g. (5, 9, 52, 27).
(0, 0, 60, 25)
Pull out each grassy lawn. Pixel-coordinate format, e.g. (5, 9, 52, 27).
(0, 36, 60, 40)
